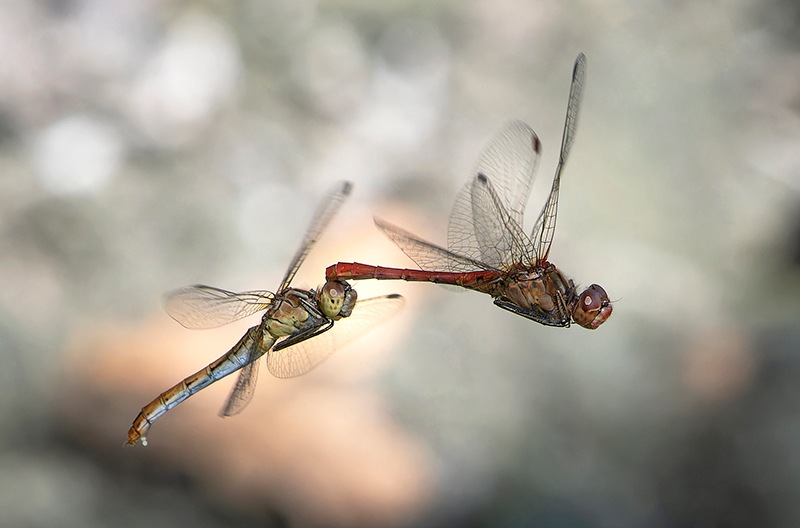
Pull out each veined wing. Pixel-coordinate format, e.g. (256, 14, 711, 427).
(219, 330, 277, 417)
(532, 53, 586, 262)
(448, 120, 541, 265)
(165, 285, 275, 329)
(375, 216, 495, 273)
(266, 294, 405, 378)
(278, 181, 353, 292)
(469, 173, 536, 269)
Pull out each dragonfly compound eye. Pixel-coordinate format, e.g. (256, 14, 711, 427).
(581, 287, 602, 311)
(320, 280, 352, 318)
(573, 284, 612, 330)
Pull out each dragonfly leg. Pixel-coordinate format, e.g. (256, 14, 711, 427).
(272, 319, 334, 351)
(493, 297, 571, 327)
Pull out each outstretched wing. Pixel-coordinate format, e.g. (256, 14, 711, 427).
(164, 285, 274, 329)
(531, 53, 586, 262)
(219, 328, 277, 417)
(375, 216, 494, 273)
(448, 120, 541, 266)
(468, 173, 535, 269)
(278, 181, 352, 292)
(266, 294, 404, 378)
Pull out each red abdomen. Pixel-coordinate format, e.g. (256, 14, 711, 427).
(326, 262, 503, 295)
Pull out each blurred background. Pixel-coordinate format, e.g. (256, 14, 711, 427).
(1, 0, 799, 526)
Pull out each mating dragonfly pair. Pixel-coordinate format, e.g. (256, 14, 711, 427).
(127, 53, 612, 447)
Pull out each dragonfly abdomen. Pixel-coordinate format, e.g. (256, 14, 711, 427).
(126, 326, 265, 446)
(326, 262, 505, 296)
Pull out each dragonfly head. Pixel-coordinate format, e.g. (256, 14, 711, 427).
(572, 284, 612, 329)
(318, 280, 358, 319)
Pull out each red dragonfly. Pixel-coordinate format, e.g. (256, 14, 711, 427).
(127, 182, 403, 446)
(327, 54, 611, 329)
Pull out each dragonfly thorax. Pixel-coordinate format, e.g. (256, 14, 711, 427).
(264, 290, 316, 338)
(504, 266, 572, 312)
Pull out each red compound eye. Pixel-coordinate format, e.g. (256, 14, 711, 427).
(573, 284, 611, 329)
(579, 286, 602, 311)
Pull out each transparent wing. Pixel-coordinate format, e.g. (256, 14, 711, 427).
(532, 53, 586, 262)
(374, 216, 494, 273)
(164, 285, 275, 329)
(266, 294, 405, 378)
(469, 174, 536, 269)
(278, 181, 353, 292)
(219, 329, 276, 416)
(448, 120, 541, 265)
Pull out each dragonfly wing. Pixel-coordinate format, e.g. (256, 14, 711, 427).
(266, 294, 405, 378)
(449, 120, 541, 264)
(278, 181, 352, 292)
(375, 216, 493, 272)
(164, 285, 274, 329)
(468, 174, 535, 268)
(219, 330, 276, 416)
(448, 182, 503, 269)
(532, 53, 586, 262)
(219, 357, 259, 417)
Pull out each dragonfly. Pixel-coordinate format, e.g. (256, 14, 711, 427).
(326, 54, 611, 329)
(127, 181, 403, 446)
